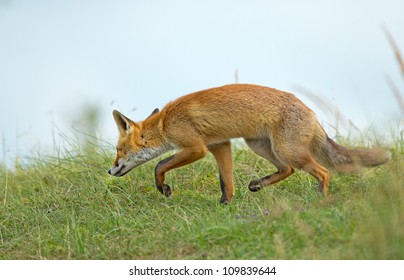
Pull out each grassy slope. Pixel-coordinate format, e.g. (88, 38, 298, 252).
(0, 142, 403, 260)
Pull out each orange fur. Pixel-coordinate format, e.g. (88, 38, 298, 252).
(108, 84, 388, 203)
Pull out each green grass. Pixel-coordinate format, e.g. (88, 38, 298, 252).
(0, 140, 403, 260)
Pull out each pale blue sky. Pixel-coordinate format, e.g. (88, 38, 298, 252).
(1, 0, 403, 166)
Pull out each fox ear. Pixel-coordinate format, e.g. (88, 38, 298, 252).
(146, 108, 159, 119)
(112, 110, 135, 136)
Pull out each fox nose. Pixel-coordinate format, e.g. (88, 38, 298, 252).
(108, 169, 112, 175)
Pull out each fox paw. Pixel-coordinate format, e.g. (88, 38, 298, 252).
(248, 180, 263, 192)
(220, 194, 230, 205)
(157, 183, 172, 197)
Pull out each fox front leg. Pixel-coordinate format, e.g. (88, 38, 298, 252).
(154, 156, 174, 197)
(208, 141, 234, 204)
(154, 145, 208, 198)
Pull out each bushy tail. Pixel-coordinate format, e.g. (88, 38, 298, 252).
(312, 127, 389, 173)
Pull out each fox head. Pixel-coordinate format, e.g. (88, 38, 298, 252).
(108, 109, 169, 177)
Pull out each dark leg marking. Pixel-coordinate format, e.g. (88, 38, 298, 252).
(154, 155, 173, 197)
(219, 174, 229, 204)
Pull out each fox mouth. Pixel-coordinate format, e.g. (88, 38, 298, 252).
(108, 163, 130, 177)
(108, 145, 173, 178)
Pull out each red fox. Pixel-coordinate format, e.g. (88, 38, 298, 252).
(108, 84, 388, 203)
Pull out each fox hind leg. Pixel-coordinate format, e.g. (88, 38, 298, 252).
(246, 138, 330, 196)
(281, 146, 330, 197)
(245, 138, 294, 192)
(300, 158, 330, 197)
